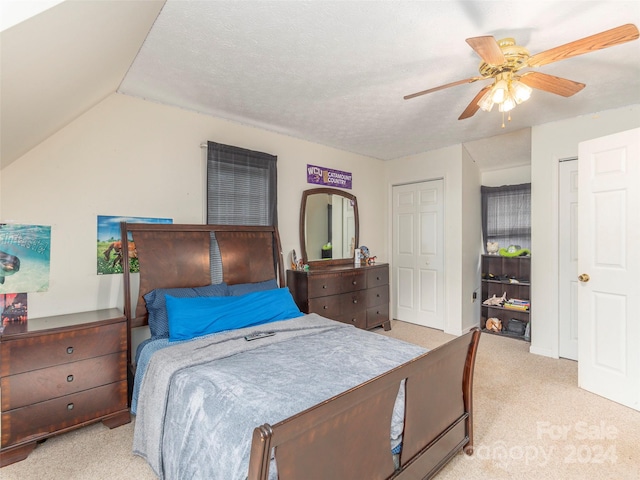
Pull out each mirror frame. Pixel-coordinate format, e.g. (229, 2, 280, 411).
(299, 187, 359, 267)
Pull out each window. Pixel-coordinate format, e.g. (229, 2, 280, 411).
(206, 141, 277, 281)
(206, 141, 277, 226)
(481, 183, 531, 252)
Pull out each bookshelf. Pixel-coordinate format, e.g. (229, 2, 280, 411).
(480, 254, 531, 341)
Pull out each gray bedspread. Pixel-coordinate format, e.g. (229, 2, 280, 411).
(133, 314, 426, 480)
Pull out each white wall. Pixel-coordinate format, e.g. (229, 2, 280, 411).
(482, 164, 531, 186)
(0, 93, 387, 318)
(530, 104, 640, 358)
(461, 149, 482, 332)
(384, 144, 482, 336)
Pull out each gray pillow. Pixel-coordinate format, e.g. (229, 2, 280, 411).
(228, 279, 278, 296)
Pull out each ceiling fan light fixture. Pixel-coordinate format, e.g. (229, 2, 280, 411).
(477, 89, 495, 112)
(498, 94, 516, 113)
(491, 75, 509, 103)
(511, 79, 532, 104)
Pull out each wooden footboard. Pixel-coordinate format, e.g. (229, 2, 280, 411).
(247, 327, 480, 480)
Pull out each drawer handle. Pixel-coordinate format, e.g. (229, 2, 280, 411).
(67, 374, 74, 383)
(323, 305, 328, 309)
(322, 285, 327, 289)
(353, 299, 358, 304)
(376, 276, 380, 281)
(66, 346, 74, 354)
(352, 281, 357, 285)
(67, 403, 74, 411)
(351, 318, 357, 323)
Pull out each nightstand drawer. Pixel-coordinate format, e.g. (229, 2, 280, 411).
(1, 352, 126, 410)
(1, 322, 126, 376)
(1, 380, 127, 448)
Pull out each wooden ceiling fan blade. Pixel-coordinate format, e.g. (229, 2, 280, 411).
(528, 23, 639, 68)
(404, 76, 482, 100)
(458, 85, 492, 120)
(466, 36, 506, 65)
(519, 72, 585, 97)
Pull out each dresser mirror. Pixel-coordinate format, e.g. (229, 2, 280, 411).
(300, 187, 359, 266)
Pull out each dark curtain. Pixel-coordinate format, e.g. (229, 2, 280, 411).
(481, 183, 531, 253)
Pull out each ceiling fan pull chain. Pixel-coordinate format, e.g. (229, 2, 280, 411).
(501, 112, 505, 128)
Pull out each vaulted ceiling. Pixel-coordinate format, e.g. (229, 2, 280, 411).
(2, 1, 639, 170)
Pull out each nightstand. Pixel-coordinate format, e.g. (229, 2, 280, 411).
(0, 308, 130, 467)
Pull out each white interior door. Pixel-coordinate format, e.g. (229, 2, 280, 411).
(578, 128, 640, 411)
(559, 159, 579, 360)
(392, 179, 444, 329)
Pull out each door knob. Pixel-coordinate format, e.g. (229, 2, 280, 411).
(578, 273, 590, 283)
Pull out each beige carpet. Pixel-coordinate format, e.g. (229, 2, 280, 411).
(3, 320, 639, 479)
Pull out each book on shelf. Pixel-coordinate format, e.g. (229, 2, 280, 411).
(503, 298, 530, 310)
(503, 304, 529, 311)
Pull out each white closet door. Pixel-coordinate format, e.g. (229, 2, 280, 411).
(392, 179, 444, 329)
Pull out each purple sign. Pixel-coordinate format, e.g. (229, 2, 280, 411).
(307, 164, 352, 189)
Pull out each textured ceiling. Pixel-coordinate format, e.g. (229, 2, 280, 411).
(119, 1, 640, 163)
(2, 1, 639, 170)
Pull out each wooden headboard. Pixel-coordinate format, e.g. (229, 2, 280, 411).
(120, 223, 284, 364)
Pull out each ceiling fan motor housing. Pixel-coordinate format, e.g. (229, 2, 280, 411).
(478, 38, 530, 78)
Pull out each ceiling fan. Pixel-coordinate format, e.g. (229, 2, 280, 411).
(404, 24, 639, 122)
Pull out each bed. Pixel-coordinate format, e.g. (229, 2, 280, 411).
(120, 222, 480, 480)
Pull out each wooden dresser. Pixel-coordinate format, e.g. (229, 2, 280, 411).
(287, 263, 391, 331)
(0, 309, 130, 467)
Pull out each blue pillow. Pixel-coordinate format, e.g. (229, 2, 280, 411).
(228, 278, 278, 296)
(144, 283, 229, 337)
(165, 287, 303, 342)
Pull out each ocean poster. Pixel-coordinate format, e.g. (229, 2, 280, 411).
(97, 215, 172, 275)
(0, 224, 51, 293)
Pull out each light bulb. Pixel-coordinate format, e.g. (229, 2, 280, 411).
(499, 94, 516, 113)
(477, 89, 495, 112)
(511, 80, 532, 104)
(491, 79, 508, 103)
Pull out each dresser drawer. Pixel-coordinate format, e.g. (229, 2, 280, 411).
(1, 380, 127, 448)
(367, 304, 390, 329)
(1, 322, 126, 377)
(1, 352, 126, 411)
(308, 296, 342, 318)
(335, 310, 367, 329)
(339, 290, 368, 316)
(366, 267, 389, 288)
(340, 271, 367, 292)
(307, 275, 345, 298)
(367, 284, 389, 308)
